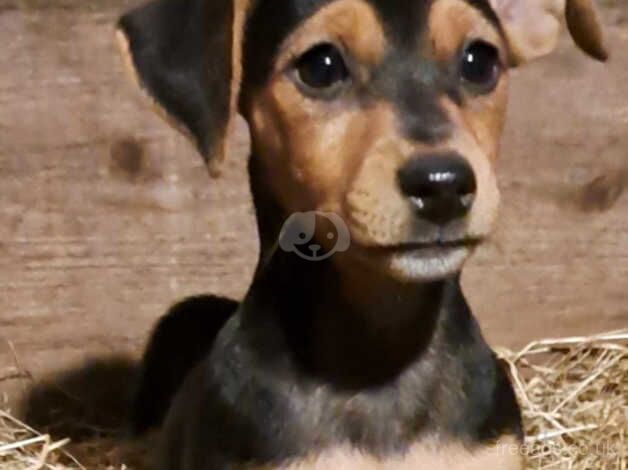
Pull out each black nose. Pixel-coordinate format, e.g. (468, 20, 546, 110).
(397, 153, 477, 225)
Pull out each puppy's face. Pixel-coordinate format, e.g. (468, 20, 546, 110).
(118, 0, 607, 282)
(242, 0, 507, 280)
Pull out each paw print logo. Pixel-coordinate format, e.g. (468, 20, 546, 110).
(279, 212, 351, 261)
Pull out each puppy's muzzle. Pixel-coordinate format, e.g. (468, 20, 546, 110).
(397, 153, 477, 226)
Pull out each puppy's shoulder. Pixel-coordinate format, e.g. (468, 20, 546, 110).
(158, 314, 292, 470)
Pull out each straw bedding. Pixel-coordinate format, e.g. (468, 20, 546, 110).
(1, 330, 626, 469)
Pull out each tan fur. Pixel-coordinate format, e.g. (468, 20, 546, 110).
(437, 105, 503, 241)
(429, 0, 505, 63)
(439, 62, 509, 238)
(274, 0, 386, 71)
(244, 435, 523, 470)
(248, 79, 388, 252)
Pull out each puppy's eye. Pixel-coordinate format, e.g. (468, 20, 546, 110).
(295, 43, 349, 94)
(460, 40, 501, 93)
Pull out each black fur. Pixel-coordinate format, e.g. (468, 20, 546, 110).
(130, 295, 237, 435)
(159, 254, 522, 468)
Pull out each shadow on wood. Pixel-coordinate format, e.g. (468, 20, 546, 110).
(21, 356, 137, 441)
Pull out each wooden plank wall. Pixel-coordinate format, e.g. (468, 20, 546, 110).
(1, 1, 626, 404)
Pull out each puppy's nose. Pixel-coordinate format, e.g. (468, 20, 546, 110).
(397, 153, 477, 225)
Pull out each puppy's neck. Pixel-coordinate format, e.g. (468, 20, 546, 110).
(247, 158, 467, 387)
(247, 246, 462, 388)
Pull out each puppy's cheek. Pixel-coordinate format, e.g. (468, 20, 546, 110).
(250, 101, 283, 160)
(467, 162, 500, 239)
(438, 128, 500, 239)
(250, 85, 326, 213)
(466, 77, 509, 164)
(265, 81, 366, 212)
(344, 147, 411, 246)
(249, 101, 297, 205)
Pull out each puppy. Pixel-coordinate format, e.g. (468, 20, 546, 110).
(118, 0, 607, 468)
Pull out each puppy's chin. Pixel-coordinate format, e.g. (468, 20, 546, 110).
(385, 246, 471, 282)
(345, 243, 473, 283)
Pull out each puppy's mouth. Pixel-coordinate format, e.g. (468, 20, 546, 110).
(372, 237, 482, 255)
(351, 236, 483, 281)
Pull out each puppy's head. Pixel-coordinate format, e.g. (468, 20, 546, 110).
(118, 0, 607, 281)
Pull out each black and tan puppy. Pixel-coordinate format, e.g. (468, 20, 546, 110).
(118, 0, 607, 468)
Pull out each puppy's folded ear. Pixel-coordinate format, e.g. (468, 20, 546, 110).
(117, 0, 247, 176)
(491, 0, 608, 66)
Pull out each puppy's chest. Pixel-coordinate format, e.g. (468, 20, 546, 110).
(243, 437, 523, 470)
(233, 382, 522, 470)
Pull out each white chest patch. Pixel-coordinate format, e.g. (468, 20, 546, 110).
(250, 436, 523, 470)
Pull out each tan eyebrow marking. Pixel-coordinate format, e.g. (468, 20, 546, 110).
(275, 0, 387, 71)
(429, 0, 504, 62)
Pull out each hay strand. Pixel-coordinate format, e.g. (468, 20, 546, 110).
(0, 409, 83, 469)
(498, 330, 628, 469)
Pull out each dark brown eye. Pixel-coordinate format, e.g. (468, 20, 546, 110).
(460, 40, 501, 93)
(295, 43, 349, 95)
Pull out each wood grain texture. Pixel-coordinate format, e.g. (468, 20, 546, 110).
(0, 1, 626, 406)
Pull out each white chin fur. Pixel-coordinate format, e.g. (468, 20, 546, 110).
(387, 246, 470, 282)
